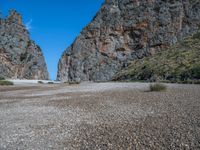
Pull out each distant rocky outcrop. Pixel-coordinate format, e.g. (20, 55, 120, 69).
(0, 10, 49, 80)
(57, 0, 200, 82)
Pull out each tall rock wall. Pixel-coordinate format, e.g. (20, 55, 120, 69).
(0, 10, 49, 80)
(57, 0, 200, 82)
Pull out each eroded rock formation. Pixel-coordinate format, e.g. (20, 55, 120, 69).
(57, 0, 200, 82)
(0, 10, 49, 79)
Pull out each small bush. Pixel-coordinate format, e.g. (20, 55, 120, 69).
(38, 81, 44, 84)
(194, 80, 200, 84)
(149, 83, 167, 92)
(68, 78, 81, 85)
(193, 31, 200, 39)
(0, 76, 5, 80)
(20, 52, 28, 62)
(68, 80, 81, 85)
(47, 82, 54, 84)
(0, 80, 14, 86)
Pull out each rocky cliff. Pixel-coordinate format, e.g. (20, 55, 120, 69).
(0, 10, 49, 80)
(57, 0, 200, 82)
(113, 30, 200, 83)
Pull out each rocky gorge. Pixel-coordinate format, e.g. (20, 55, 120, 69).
(0, 10, 49, 80)
(57, 0, 200, 82)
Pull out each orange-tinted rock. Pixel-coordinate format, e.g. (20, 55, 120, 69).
(0, 10, 49, 80)
(57, 0, 200, 82)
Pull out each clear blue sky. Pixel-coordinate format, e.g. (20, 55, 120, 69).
(1, 0, 104, 80)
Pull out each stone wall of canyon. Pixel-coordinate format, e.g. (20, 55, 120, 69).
(0, 10, 49, 80)
(57, 0, 200, 82)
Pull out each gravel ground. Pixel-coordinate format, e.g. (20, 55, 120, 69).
(0, 82, 200, 149)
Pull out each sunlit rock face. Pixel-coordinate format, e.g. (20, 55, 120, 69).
(57, 0, 200, 82)
(0, 10, 49, 80)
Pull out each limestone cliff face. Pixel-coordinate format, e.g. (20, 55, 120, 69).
(57, 0, 200, 82)
(0, 10, 49, 80)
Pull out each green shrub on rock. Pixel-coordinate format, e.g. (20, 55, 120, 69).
(68, 78, 81, 85)
(149, 83, 167, 92)
(47, 82, 54, 84)
(0, 80, 14, 86)
(0, 76, 5, 80)
(113, 30, 200, 84)
(38, 81, 44, 84)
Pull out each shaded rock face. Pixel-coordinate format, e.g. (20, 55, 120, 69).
(57, 0, 200, 82)
(0, 10, 49, 80)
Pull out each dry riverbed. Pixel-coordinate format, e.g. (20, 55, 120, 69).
(0, 82, 200, 149)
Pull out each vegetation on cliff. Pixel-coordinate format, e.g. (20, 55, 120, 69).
(113, 30, 200, 84)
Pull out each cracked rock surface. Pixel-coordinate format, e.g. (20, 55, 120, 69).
(57, 0, 200, 82)
(0, 10, 49, 80)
